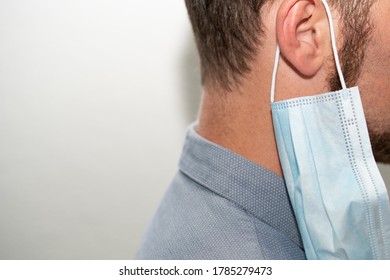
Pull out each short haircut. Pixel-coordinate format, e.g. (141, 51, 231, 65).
(184, 0, 375, 91)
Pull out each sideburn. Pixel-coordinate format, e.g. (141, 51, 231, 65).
(328, 0, 375, 91)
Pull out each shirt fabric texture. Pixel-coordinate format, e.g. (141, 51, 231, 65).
(136, 124, 306, 260)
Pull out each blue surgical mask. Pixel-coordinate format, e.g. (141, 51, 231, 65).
(270, 0, 390, 259)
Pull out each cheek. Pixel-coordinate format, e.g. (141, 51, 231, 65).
(358, 37, 390, 132)
(349, 2, 390, 133)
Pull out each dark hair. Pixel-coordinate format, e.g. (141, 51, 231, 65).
(185, 0, 374, 91)
(184, 0, 268, 91)
(328, 0, 375, 90)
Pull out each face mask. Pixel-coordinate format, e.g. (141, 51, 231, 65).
(270, 0, 390, 259)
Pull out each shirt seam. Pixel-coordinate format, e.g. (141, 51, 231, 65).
(178, 168, 303, 249)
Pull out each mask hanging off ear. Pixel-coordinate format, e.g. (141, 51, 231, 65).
(270, 0, 390, 260)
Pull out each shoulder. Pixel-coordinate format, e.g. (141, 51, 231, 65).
(136, 171, 304, 260)
(136, 171, 266, 259)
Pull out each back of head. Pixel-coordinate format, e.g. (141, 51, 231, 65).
(185, 0, 374, 93)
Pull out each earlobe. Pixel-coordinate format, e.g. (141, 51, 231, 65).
(276, 0, 326, 77)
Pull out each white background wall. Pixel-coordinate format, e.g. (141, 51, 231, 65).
(0, 0, 389, 260)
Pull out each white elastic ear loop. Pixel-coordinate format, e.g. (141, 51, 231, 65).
(322, 0, 346, 90)
(270, 45, 280, 103)
(270, 0, 347, 103)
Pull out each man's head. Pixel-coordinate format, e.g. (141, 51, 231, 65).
(185, 0, 390, 163)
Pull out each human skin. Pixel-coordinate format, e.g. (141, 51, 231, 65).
(197, 0, 390, 176)
(359, 1, 390, 163)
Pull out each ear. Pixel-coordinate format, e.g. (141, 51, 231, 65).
(276, 0, 328, 77)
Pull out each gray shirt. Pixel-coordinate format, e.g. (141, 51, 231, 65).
(136, 124, 305, 259)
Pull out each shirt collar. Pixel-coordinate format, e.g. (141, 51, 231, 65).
(179, 123, 303, 248)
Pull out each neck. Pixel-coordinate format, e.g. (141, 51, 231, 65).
(197, 80, 283, 176)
